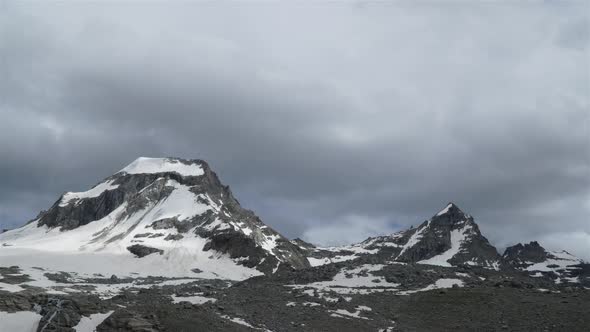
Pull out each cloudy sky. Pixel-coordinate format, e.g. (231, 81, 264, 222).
(1, 1, 589, 259)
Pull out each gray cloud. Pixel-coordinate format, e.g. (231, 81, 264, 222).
(1, 2, 589, 259)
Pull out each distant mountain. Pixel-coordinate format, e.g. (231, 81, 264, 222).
(1, 158, 586, 285)
(0, 157, 309, 278)
(300, 203, 502, 270)
(503, 241, 586, 284)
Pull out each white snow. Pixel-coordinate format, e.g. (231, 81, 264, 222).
(288, 264, 399, 298)
(397, 221, 430, 258)
(525, 251, 582, 273)
(259, 234, 280, 251)
(307, 255, 358, 267)
(0, 178, 263, 283)
(433, 278, 464, 288)
(0, 311, 42, 332)
(398, 278, 464, 295)
(329, 308, 370, 320)
(220, 315, 270, 330)
(302, 302, 321, 307)
(60, 180, 119, 206)
(0, 282, 25, 293)
(436, 203, 453, 216)
(171, 295, 217, 304)
(73, 311, 114, 332)
(563, 276, 580, 283)
(0, 249, 259, 296)
(0, 260, 220, 299)
(119, 157, 204, 177)
(308, 244, 379, 267)
(488, 261, 501, 271)
(319, 244, 379, 255)
(417, 224, 472, 267)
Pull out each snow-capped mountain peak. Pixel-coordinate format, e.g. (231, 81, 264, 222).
(434, 202, 457, 216)
(431, 202, 471, 223)
(303, 203, 501, 270)
(1, 157, 310, 280)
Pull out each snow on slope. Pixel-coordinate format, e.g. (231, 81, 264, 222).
(524, 250, 584, 283)
(307, 244, 379, 267)
(119, 157, 204, 176)
(417, 224, 473, 267)
(0, 311, 42, 332)
(397, 221, 430, 258)
(0, 259, 217, 298)
(288, 264, 400, 300)
(436, 203, 453, 217)
(397, 278, 464, 295)
(60, 179, 119, 207)
(73, 311, 114, 332)
(0, 179, 264, 281)
(171, 294, 217, 304)
(2, 180, 212, 253)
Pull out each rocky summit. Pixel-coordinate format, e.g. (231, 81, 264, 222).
(0, 158, 588, 331)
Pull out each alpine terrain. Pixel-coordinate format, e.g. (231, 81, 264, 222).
(1, 157, 588, 331)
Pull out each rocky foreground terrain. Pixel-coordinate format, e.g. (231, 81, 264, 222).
(0, 158, 588, 331)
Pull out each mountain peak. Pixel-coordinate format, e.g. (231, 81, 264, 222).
(118, 157, 206, 177)
(4, 156, 310, 277)
(503, 241, 548, 263)
(431, 203, 471, 226)
(434, 202, 463, 217)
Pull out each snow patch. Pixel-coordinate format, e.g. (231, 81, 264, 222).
(329, 308, 370, 320)
(0, 282, 25, 293)
(288, 264, 399, 298)
(525, 252, 581, 273)
(171, 295, 217, 304)
(398, 278, 464, 295)
(397, 221, 430, 258)
(73, 311, 114, 332)
(0, 311, 42, 332)
(417, 224, 472, 267)
(436, 203, 453, 216)
(119, 157, 204, 177)
(60, 180, 119, 207)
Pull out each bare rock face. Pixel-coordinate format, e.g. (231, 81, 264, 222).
(503, 241, 550, 266)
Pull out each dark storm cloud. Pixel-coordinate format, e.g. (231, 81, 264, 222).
(1, 2, 589, 259)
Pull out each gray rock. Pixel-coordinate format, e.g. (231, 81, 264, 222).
(127, 245, 164, 258)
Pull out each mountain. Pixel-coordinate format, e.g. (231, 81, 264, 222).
(301, 203, 502, 270)
(0, 157, 309, 278)
(503, 241, 587, 284)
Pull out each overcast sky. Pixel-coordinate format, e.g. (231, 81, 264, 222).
(1, 2, 589, 259)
